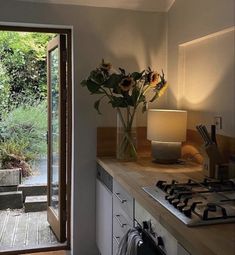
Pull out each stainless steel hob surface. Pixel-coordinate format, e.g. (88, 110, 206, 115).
(143, 178, 235, 226)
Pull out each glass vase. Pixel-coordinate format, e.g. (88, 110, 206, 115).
(116, 108, 137, 161)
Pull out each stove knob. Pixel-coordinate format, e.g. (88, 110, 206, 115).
(171, 199, 180, 207)
(182, 206, 192, 218)
(165, 195, 176, 203)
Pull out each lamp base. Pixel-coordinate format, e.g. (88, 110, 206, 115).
(151, 141, 182, 164)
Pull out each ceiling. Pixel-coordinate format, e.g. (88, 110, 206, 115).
(19, 0, 175, 12)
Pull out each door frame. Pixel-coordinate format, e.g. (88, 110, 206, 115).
(47, 34, 67, 243)
(0, 24, 72, 255)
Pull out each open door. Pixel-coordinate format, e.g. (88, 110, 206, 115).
(47, 34, 67, 243)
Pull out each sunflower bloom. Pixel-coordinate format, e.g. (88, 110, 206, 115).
(149, 72, 160, 87)
(100, 59, 112, 72)
(119, 76, 135, 92)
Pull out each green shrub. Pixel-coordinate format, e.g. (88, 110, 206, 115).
(0, 102, 47, 176)
(0, 139, 32, 177)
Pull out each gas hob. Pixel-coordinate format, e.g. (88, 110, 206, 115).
(143, 178, 235, 226)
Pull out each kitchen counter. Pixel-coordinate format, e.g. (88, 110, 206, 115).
(97, 157, 235, 255)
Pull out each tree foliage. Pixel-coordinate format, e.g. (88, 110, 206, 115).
(0, 31, 54, 116)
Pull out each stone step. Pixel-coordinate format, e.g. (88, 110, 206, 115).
(18, 183, 47, 201)
(0, 191, 23, 209)
(24, 195, 47, 212)
(0, 185, 18, 192)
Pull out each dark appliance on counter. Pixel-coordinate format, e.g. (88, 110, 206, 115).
(143, 178, 235, 226)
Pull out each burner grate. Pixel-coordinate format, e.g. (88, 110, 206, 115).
(143, 178, 235, 226)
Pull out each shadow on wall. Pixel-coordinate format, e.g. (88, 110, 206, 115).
(75, 7, 168, 127)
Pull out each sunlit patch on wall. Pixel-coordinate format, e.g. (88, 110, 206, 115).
(176, 27, 235, 136)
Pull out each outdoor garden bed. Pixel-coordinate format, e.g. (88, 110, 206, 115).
(0, 168, 22, 186)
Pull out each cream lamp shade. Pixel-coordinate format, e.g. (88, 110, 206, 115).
(147, 109, 187, 142)
(147, 109, 187, 163)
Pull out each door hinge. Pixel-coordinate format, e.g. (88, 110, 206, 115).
(62, 50, 67, 62)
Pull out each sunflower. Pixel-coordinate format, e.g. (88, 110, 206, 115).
(119, 76, 135, 92)
(100, 59, 112, 72)
(148, 71, 160, 87)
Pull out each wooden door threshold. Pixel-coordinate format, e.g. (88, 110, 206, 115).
(1, 243, 68, 255)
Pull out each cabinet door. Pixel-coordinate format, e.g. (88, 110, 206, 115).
(96, 179, 113, 255)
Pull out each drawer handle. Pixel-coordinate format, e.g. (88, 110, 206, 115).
(115, 214, 127, 228)
(114, 235, 120, 244)
(115, 192, 127, 203)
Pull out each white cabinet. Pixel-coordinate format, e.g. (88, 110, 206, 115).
(177, 243, 191, 255)
(96, 179, 112, 255)
(112, 180, 134, 255)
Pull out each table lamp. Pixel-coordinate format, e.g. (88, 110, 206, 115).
(147, 109, 187, 163)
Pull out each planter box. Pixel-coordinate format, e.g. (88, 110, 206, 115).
(0, 168, 21, 186)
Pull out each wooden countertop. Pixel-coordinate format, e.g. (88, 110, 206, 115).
(97, 157, 235, 255)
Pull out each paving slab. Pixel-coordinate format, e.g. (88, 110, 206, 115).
(24, 195, 47, 212)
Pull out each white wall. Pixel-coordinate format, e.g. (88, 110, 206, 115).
(0, 1, 167, 254)
(167, 0, 235, 136)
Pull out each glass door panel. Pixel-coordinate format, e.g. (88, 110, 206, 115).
(47, 35, 66, 243)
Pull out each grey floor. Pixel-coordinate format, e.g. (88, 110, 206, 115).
(0, 210, 59, 252)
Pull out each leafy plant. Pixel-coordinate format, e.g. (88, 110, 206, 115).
(0, 139, 32, 177)
(0, 102, 47, 176)
(0, 31, 54, 112)
(81, 60, 168, 160)
(81, 60, 168, 115)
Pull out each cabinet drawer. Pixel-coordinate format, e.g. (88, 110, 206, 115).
(113, 180, 134, 219)
(113, 213, 132, 238)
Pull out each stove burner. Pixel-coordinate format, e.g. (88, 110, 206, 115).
(143, 178, 235, 226)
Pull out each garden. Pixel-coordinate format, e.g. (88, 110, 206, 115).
(0, 31, 54, 180)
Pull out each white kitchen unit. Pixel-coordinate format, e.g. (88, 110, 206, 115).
(96, 166, 113, 255)
(96, 163, 191, 255)
(113, 180, 134, 255)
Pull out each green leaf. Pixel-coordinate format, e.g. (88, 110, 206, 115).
(86, 79, 101, 94)
(103, 73, 122, 89)
(81, 79, 87, 87)
(90, 70, 105, 84)
(131, 71, 144, 81)
(94, 99, 102, 115)
(131, 87, 140, 105)
(119, 68, 126, 75)
(109, 96, 128, 108)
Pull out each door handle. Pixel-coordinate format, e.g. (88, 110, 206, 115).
(115, 214, 127, 228)
(114, 235, 120, 244)
(114, 192, 127, 203)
